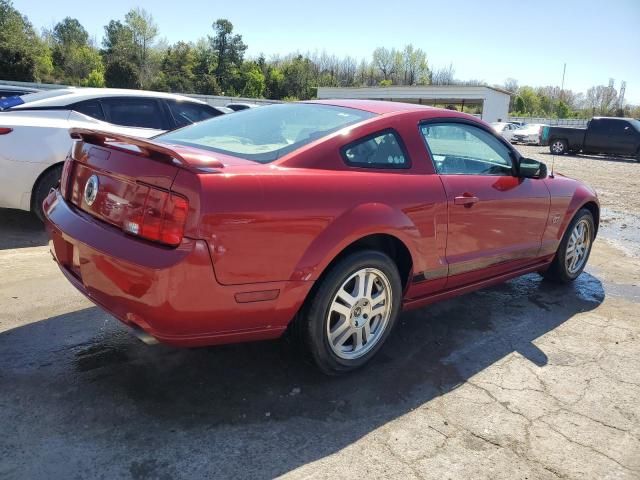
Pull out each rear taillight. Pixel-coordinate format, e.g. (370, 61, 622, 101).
(123, 188, 188, 247)
(0, 127, 13, 135)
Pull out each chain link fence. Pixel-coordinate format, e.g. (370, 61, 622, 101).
(507, 116, 588, 127)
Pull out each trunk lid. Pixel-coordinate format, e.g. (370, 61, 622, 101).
(64, 129, 228, 245)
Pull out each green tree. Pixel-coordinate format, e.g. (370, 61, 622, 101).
(401, 44, 429, 85)
(372, 47, 396, 81)
(49, 17, 101, 84)
(160, 41, 197, 92)
(124, 8, 159, 88)
(264, 66, 284, 99)
(517, 86, 541, 115)
(53, 17, 88, 47)
(210, 19, 247, 92)
(102, 20, 138, 88)
(237, 61, 265, 97)
(104, 58, 138, 88)
(0, 0, 51, 81)
(281, 55, 315, 100)
(82, 68, 105, 87)
(555, 101, 570, 118)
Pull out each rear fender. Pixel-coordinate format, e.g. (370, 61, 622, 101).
(290, 203, 420, 282)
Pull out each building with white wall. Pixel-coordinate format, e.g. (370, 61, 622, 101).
(317, 86, 511, 123)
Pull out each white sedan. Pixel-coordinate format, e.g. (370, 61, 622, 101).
(0, 88, 227, 220)
(490, 122, 520, 142)
(510, 123, 548, 145)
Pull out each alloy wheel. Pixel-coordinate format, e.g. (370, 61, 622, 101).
(565, 218, 592, 275)
(326, 268, 392, 360)
(551, 140, 565, 154)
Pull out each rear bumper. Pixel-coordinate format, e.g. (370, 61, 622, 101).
(43, 189, 312, 347)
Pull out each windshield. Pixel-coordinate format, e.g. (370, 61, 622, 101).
(630, 119, 640, 131)
(156, 103, 376, 163)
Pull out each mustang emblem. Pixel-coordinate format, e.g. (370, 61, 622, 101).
(84, 174, 99, 206)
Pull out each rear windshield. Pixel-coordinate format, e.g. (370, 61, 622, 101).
(156, 103, 376, 163)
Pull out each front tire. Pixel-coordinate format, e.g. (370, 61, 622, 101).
(543, 208, 595, 283)
(550, 139, 568, 155)
(299, 250, 402, 375)
(32, 165, 62, 222)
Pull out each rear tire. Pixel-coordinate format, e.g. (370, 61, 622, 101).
(550, 139, 568, 155)
(32, 165, 62, 222)
(542, 208, 595, 283)
(297, 250, 402, 375)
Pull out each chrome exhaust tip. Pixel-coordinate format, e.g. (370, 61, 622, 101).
(131, 326, 159, 345)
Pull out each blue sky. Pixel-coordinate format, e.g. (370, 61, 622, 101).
(14, 0, 640, 103)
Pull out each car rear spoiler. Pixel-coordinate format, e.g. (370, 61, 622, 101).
(69, 128, 225, 171)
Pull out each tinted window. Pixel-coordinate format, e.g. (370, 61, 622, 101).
(72, 100, 105, 121)
(607, 119, 633, 135)
(342, 131, 409, 169)
(0, 90, 28, 98)
(102, 98, 164, 129)
(589, 119, 606, 134)
(167, 101, 219, 128)
(157, 104, 375, 163)
(421, 122, 513, 175)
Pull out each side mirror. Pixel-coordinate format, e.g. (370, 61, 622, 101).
(518, 157, 547, 179)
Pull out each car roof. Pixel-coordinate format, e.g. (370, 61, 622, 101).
(11, 88, 207, 109)
(226, 102, 259, 107)
(306, 99, 434, 115)
(0, 85, 40, 93)
(592, 116, 636, 121)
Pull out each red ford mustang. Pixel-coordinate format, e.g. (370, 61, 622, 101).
(44, 100, 599, 374)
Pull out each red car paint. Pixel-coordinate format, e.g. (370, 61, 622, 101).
(43, 100, 599, 347)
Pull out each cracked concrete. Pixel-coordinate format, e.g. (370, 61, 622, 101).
(1, 146, 639, 479)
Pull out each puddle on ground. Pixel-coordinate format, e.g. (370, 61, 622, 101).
(600, 208, 640, 258)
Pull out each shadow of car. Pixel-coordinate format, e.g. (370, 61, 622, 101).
(0, 271, 604, 478)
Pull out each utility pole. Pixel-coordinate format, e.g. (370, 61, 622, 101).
(619, 81, 627, 109)
(560, 63, 566, 101)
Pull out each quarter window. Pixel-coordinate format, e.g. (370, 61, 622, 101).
(71, 100, 105, 121)
(167, 100, 220, 128)
(342, 131, 409, 169)
(420, 122, 513, 175)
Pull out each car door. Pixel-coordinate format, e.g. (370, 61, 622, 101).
(420, 120, 550, 288)
(583, 118, 609, 153)
(607, 119, 638, 155)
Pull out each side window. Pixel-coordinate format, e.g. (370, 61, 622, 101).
(589, 119, 605, 134)
(607, 120, 631, 135)
(342, 131, 409, 169)
(101, 98, 164, 129)
(71, 100, 105, 121)
(420, 122, 513, 175)
(166, 100, 220, 128)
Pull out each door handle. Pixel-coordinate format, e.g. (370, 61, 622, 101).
(454, 194, 480, 207)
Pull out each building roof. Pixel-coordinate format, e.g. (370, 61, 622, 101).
(317, 85, 513, 99)
(307, 99, 434, 114)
